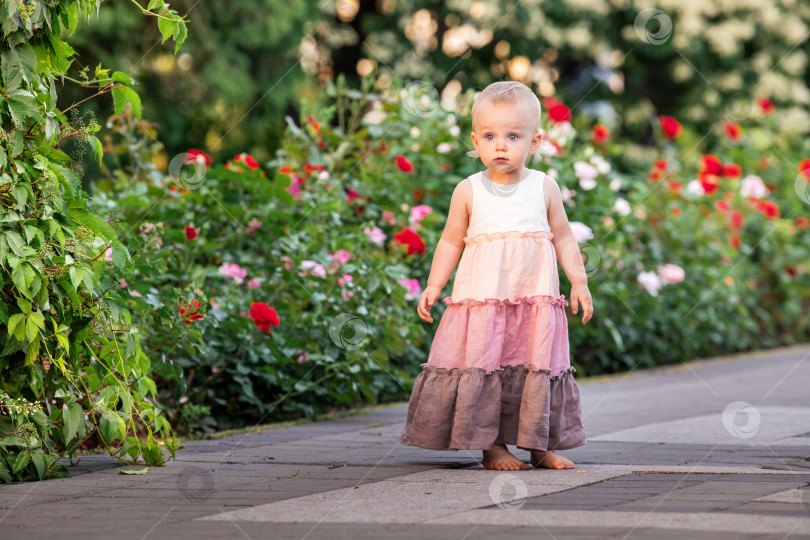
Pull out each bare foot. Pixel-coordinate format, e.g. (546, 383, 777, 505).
(530, 449, 575, 469)
(482, 443, 530, 470)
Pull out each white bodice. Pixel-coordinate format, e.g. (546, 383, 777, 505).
(466, 169, 550, 238)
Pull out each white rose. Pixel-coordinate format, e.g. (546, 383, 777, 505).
(638, 271, 662, 296)
(569, 221, 594, 242)
(613, 198, 631, 216)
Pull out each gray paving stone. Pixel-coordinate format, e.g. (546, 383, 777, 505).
(2, 345, 809, 539)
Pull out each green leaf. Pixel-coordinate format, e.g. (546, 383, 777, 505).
(55, 332, 69, 353)
(68, 208, 117, 240)
(100, 411, 125, 443)
(16, 297, 31, 313)
(111, 85, 141, 121)
(7, 95, 44, 126)
(157, 12, 174, 43)
(110, 240, 129, 270)
(30, 451, 45, 480)
(11, 450, 30, 474)
(62, 403, 83, 442)
(5, 231, 28, 257)
(137, 376, 157, 399)
(173, 20, 188, 54)
(29, 311, 44, 330)
(0, 463, 12, 484)
(12, 264, 31, 300)
(65, 1, 79, 35)
(25, 339, 40, 365)
(111, 71, 133, 85)
(7, 313, 25, 341)
(13, 185, 28, 210)
(88, 135, 103, 165)
(25, 315, 40, 342)
(1, 48, 23, 93)
(118, 468, 148, 475)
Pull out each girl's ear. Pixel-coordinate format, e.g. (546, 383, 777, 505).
(530, 131, 542, 153)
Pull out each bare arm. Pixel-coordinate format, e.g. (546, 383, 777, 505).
(545, 175, 594, 323)
(418, 180, 470, 322)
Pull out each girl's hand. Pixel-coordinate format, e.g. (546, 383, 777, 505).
(418, 285, 442, 323)
(570, 284, 593, 324)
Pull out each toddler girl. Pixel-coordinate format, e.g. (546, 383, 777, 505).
(399, 81, 593, 471)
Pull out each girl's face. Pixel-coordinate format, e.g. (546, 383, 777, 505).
(470, 99, 541, 174)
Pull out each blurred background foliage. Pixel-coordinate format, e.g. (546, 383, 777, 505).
(44, 0, 810, 435)
(62, 0, 810, 169)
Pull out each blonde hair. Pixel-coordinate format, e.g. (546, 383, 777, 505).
(466, 81, 543, 159)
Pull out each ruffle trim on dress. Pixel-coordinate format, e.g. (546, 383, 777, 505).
(442, 294, 569, 308)
(419, 363, 576, 381)
(463, 229, 554, 245)
(399, 362, 586, 452)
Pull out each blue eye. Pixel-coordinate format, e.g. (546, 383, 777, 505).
(509, 134, 518, 140)
(485, 134, 493, 140)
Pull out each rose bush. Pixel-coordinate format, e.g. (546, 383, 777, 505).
(88, 73, 809, 434)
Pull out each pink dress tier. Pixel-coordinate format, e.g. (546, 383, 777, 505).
(399, 169, 587, 452)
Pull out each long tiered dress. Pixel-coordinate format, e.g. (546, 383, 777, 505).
(399, 168, 587, 452)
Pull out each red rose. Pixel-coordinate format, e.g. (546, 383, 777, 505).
(658, 116, 682, 140)
(393, 227, 426, 255)
(723, 122, 742, 141)
(185, 149, 211, 167)
(548, 103, 572, 123)
(700, 154, 722, 176)
(756, 98, 774, 115)
(395, 154, 414, 173)
(730, 211, 743, 229)
(234, 153, 260, 170)
(176, 298, 205, 325)
(654, 159, 668, 171)
(714, 200, 730, 213)
(796, 216, 809, 228)
(184, 225, 197, 240)
(672, 207, 682, 217)
(347, 188, 361, 204)
(668, 181, 681, 192)
(249, 302, 281, 333)
(699, 174, 720, 195)
(730, 234, 741, 249)
(305, 163, 326, 175)
(592, 124, 609, 144)
(798, 159, 810, 180)
(753, 199, 780, 219)
(721, 163, 742, 178)
(413, 188, 425, 203)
